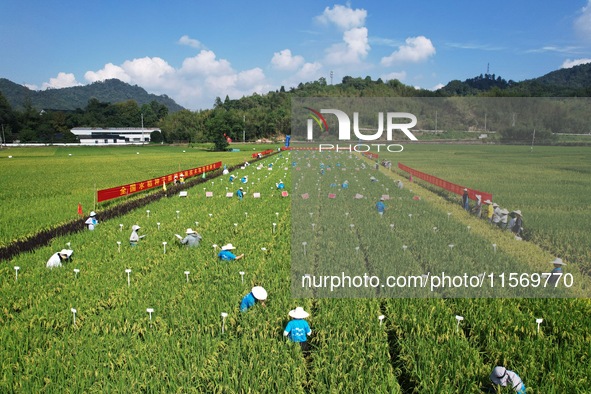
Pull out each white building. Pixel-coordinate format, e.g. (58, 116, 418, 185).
(70, 127, 160, 145)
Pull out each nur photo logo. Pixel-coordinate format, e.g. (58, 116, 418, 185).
(302, 104, 418, 152)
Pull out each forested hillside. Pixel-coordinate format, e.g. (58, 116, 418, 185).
(1, 63, 590, 145)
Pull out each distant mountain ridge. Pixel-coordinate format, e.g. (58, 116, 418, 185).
(0, 78, 185, 112)
(1, 63, 590, 115)
(440, 63, 591, 96)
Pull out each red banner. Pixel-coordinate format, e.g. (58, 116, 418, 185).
(363, 152, 379, 160)
(252, 149, 274, 158)
(398, 162, 492, 202)
(97, 161, 222, 202)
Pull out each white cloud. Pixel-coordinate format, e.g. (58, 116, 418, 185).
(445, 42, 504, 51)
(431, 83, 445, 91)
(574, 0, 591, 40)
(237, 68, 266, 88)
(278, 62, 324, 91)
(42, 72, 81, 89)
(382, 71, 407, 82)
(561, 58, 591, 68)
(180, 50, 233, 76)
(297, 62, 323, 80)
(525, 45, 581, 54)
(121, 57, 175, 87)
(178, 35, 204, 49)
(81, 50, 257, 109)
(271, 49, 305, 70)
(316, 4, 367, 30)
(325, 27, 370, 64)
(381, 36, 436, 66)
(84, 57, 174, 93)
(85, 63, 130, 83)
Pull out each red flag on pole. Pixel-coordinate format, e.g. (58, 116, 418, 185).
(77, 203, 83, 216)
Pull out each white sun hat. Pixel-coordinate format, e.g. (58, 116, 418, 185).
(513, 210, 522, 216)
(89, 211, 96, 216)
(289, 306, 310, 319)
(484, 199, 492, 204)
(475, 194, 482, 201)
(251, 286, 267, 300)
(131, 225, 141, 231)
(59, 249, 73, 258)
(185, 228, 197, 234)
(221, 243, 236, 251)
(490, 366, 508, 385)
(550, 257, 566, 266)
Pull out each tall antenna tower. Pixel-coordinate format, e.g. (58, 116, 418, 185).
(486, 63, 490, 75)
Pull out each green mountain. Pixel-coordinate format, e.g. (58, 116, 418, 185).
(0, 78, 185, 112)
(439, 63, 591, 96)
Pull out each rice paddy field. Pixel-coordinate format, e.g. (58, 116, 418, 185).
(0, 144, 277, 247)
(1, 143, 590, 393)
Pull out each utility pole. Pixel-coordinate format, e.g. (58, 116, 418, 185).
(141, 113, 144, 145)
(243, 115, 245, 143)
(435, 111, 438, 132)
(330, 70, 333, 85)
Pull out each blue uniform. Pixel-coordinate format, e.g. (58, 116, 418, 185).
(277, 182, 284, 190)
(240, 292, 256, 312)
(284, 319, 311, 342)
(218, 250, 237, 261)
(236, 189, 244, 200)
(376, 201, 385, 213)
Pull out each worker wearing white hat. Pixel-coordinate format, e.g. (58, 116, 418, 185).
(473, 195, 482, 218)
(129, 225, 146, 246)
(510, 210, 523, 236)
(375, 197, 386, 216)
(236, 187, 245, 201)
(462, 188, 470, 211)
(240, 286, 267, 312)
(548, 257, 566, 286)
(176, 228, 202, 248)
(498, 208, 510, 230)
(484, 200, 494, 223)
(218, 243, 244, 261)
(283, 307, 312, 352)
(489, 366, 526, 393)
(492, 203, 501, 225)
(47, 249, 73, 268)
(85, 211, 98, 230)
(276, 180, 285, 190)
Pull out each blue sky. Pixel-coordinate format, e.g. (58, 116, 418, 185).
(1, 0, 590, 110)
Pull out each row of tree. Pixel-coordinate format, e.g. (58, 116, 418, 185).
(0, 94, 170, 144)
(1, 69, 590, 147)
